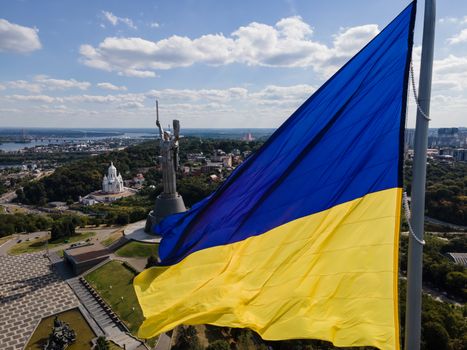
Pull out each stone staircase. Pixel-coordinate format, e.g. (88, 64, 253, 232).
(107, 236, 129, 252)
(48, 251, 63, 264)
(68, 277, 146, 350)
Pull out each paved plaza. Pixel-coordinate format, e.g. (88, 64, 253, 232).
(0, 253, 80, 350)
(124, 220, 162, 243)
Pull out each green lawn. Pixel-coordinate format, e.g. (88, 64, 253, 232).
(9, 232, 95, 255)
(84, 260, 144, 334)
(115, 241, 159, 258)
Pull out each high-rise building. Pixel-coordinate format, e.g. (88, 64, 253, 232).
(438, 127, 460, 147)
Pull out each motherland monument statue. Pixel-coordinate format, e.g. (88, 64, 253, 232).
(145, 100, 186, 233)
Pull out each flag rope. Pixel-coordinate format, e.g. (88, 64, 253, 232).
(402, 58, 427, 246)
(410, 61, 431, 121)
(403, 191, 426, 245)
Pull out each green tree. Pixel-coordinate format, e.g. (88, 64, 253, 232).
(446, 271, 467, 298)
(0, 222, 15, 236)
(178, 176, 218, 207)
(105, 212, 117, 225)
(116, 212, 130, 225)
(146, 255, 159, 268)
(50, 217, 76, 241)
(173, 326, 202, 350)
(422, 322, 450, 350)
(23, 181, 47, 205)
(15, 188, 25, 202)
(129, 207, 147, 223)
(206, 339, 230, 350)
(441, 236, 467, 253)
(95, 336, 109, 350)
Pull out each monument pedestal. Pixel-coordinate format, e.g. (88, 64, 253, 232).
(145, 193, 186, 233)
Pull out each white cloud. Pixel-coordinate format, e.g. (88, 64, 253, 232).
(434, 55, 467, 75)
(0, 84, 317, 127)
(7, 94, 56, 103)
(52, 104, 68, 110)
(3, 76, 91, 92)
(439, 17, 457, 24)
(0, 108, 20, 113)
(103, 11, 118, 26)
(119, 68, 156, 78)
(150, 22, 160, 28)
(404, 51, 467, 127)
(227, 87, 248, 99)
(62, 94, 120, 104)
(0, 84, 317, 110)
(318, 24, 379, 75)
(62, 92, 146, 105)
(78, 44, 112, 71)
(97, 82, 127, 91)
(439, 16, 467, 25)
(276, 16, 313, 39)
(147, 87, 252, 103)
(432, 80, 462, 92)
(7, 80, 42, 93)
(431, 54, 467, 92)
(250, 84, 315, 105)
(118, 101, 144, 109)
(102, 11, 136, 29)
(34, 75, 91, 90)
(0, 18, 41, 53)
(332, 25, 379, 53)
(448, 28, 467, 45)
(79, 17, 379, 77)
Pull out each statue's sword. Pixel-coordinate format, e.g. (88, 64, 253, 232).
(156, 99, 159, 124)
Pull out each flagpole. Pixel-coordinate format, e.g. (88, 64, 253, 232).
(404, 1, 436, 350)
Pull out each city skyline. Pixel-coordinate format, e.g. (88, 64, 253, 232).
(1, 0, 467, 128)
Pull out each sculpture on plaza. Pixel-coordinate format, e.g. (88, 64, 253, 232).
(145, 101, 186, 233)
(43, 316, 76, 350)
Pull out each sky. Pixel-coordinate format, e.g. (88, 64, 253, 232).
(0, 0, 466, 129)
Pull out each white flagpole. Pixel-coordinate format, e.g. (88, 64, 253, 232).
(404, 1, 436, 349)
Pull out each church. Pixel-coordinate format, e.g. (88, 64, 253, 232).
(102, 162, 124, 194)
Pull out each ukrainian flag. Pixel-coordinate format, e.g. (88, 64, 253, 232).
(134, 3, 416, 349)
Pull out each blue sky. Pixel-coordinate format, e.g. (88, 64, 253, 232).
(0, 0, 466, 128)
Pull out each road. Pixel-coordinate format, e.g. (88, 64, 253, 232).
(0, 231, 49, 256)
(399, 276, 462, 306)
(0, 190, 17, 204)
(0, 169, 53, 205)
(1, 202, 44, 214)
(425, 216, 466, 232)
(0, 167, 88, 216)
(0, 226, 123, 256)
